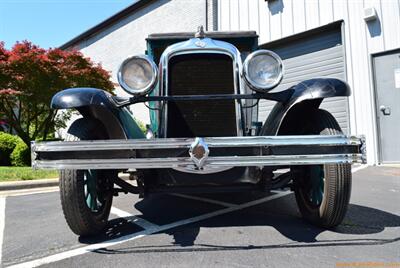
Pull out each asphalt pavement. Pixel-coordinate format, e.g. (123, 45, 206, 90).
(0, 166, 399, 268)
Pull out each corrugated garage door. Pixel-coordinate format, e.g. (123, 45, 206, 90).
(258, 24, 349, 134)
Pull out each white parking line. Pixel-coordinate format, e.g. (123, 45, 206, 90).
(352, 164, 368, 173)
(170, 193, 236, 207)
(0, 197, 6, 267)
(110, 207, 159, 230)
(9, 191, 291, 268)
(110, 207, 134, 218)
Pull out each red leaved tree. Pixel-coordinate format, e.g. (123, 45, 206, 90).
(0, 41, 114, 146)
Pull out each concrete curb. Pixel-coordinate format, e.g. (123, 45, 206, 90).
(0, 174, 130, 191)
(0, 178, 59, 191)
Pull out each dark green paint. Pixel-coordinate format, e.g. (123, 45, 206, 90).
(309, 165, 325, 206)
(85, 170, 99, 212)
(118, 107, 146, 139)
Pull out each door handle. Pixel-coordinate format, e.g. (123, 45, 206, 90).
(379, 105, 391, 115)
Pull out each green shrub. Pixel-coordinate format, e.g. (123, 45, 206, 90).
(0, 132, 19, 166)
(11, 140, 31, 167)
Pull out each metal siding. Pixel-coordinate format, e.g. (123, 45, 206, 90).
(381, 0, 400, 50)
(218, 0, 400, 163)
(305, 0, 320, 29)
(281, 0, 294, 37)
(229, 0, 240, 30)
(258, 0, 269, 43)
(319, 0, 334, 25)
(219, 0, 231, 30)
(292, 0, 307, 33)
(258, 28, 349, 134)
(248, 0, 260, 35)
(269, 1, 283, 40)
(239, 0, 249, 30)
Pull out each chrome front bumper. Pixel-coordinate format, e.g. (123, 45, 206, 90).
(31, 135, 366, 170)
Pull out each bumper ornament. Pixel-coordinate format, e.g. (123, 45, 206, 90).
(189, 137, 210, 169)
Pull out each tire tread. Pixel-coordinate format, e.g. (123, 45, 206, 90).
(294, 109, 351, 228)
(59, 118, 112, 236)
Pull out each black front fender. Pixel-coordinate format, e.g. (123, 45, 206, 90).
(290, 78, 350, 100)
(51, 88, 145, 139)
(261, 78, 350, 135)
(51, 87, 113, 109)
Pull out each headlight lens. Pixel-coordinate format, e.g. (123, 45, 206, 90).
(243, 50, 284, 92)
(117, 55, 158, 95)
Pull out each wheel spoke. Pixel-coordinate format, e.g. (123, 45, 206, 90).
(315, 187, 323, 204)
(84, 170, 101, 212)
(84, 181, 89, 199)
(91, 195, 98, 211)
(86, 193, 92, 208)
(308, 165, 325, 206)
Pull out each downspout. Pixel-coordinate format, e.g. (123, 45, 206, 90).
(205, 0, 208, 31)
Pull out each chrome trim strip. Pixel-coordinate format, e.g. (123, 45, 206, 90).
(33, 154, 363, 170)
(32, 135, 362, 152)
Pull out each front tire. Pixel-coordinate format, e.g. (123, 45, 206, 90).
(59, 118, 114, 236)
(293, 109, 352, 228)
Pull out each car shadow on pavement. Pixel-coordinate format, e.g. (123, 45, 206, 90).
(80, 193, 400, 252)
(78, 217, 145, 244)
(92, 236, 400, 256)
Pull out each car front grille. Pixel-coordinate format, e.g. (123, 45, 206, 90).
(166, 53, 237, 138)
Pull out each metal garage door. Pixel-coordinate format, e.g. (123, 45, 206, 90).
(258, 23, 350, 134)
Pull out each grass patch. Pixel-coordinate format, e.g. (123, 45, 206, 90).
(0, 167, 58, 182)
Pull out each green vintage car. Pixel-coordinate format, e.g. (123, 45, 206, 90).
(32, 27, 365, 236)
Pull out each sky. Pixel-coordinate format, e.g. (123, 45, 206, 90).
(0, 0, 136, 49)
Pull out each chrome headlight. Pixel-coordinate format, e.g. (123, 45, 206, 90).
(243, 50, 284, 92)
(117, 55, 158, 95)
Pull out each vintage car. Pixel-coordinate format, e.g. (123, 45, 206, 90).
(31, 27, 366, 236)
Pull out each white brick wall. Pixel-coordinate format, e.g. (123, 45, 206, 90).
(74, 0, 212, 123)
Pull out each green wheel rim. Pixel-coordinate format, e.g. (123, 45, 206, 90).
(83, 170, 103, 212)
(308, 165, 325, 206)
